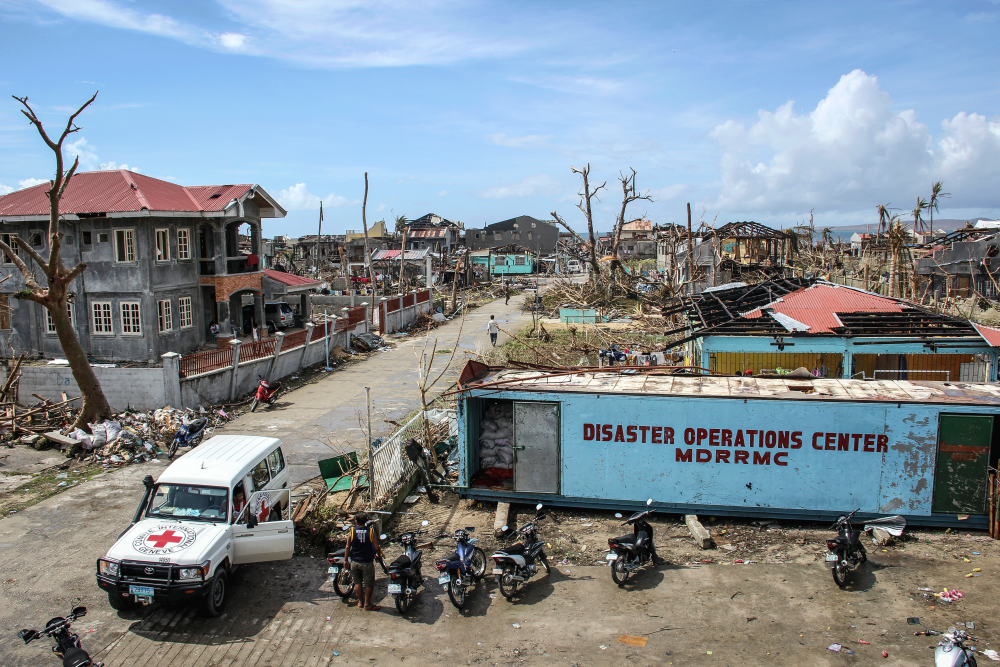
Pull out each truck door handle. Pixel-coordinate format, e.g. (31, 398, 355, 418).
(512, 446, 525, 451)
(278, 529, 289, 533)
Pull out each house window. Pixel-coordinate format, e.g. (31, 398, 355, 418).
(91, 301, 113, 335)
(0, 294, 9, 330)
(114, 229, 135, 262)
(155, 228, 170, 261)
(45, 302, 74, 334)
(82, 231, 92, 245)
(512, 232, 520, 240)
(176, 228, 191, 260)
(29, 233, 42, 246)
(178, 296, 193, 328)
(493, 233, 502, 241)
(120, 301, 141, 335)
(528, 232, 533, 240)
(1, 234, 18, 263)
(514, 256, 526, 265)
(98, 233, 109, 243)
(157, 299, 173, 332)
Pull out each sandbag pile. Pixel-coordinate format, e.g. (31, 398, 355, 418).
(479, 401, 514, 471)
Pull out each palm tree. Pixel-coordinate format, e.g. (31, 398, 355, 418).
(912, 196, 928, 235)
(928, 181, 950, 233)
(394, 213, 409, 234)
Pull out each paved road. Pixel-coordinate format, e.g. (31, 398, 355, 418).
(215, 294, 533, 485)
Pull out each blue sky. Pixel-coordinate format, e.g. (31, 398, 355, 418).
(1, 1, 999, 237)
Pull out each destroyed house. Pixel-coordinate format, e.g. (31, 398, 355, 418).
(455, 361, 1000, 527)
(672, 221, 792, 293)
(467, 216, 558, 254)
(665, 278, 1000, 382)
(913, 228, 1000, 300)
(0, 170, 285, 361)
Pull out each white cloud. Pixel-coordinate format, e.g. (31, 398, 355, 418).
(216, 32, 247, 49)
(490, 133, 549, 148)
(18, 178, 48, 189)
(34, 0, 535, 68)
(438, 190, 448, 197)
(276, 183, 358, 210)
(0, 183, 12, 195)
(478, 174, 562, 200)
(64, 136, 100, 171)
(708, 69, 1000, 216)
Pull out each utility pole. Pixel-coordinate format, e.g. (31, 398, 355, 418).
(686, 202, 695, 295)
(314, 201, 323, 275)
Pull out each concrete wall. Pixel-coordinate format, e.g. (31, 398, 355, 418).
(5, 364, 167, 411)
(376, 293, 432, 334)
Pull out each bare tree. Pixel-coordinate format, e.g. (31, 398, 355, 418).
(570, 164, 606, 280)
(608, 168, 652, 280)
(360, 173, 377, 306)
(0, 93, 111, 428)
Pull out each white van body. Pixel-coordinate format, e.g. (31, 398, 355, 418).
(97, 435, 295, 615)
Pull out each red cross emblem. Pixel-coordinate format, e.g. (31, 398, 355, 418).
(146, 530, 184, 549)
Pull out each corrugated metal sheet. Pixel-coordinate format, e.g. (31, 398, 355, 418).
(744, 283, 904, 333)
(408, 228, 448, 238)
(972, 322, 1000, 347)
(370, 248, 431, 260)
(0, 170, 253, 216)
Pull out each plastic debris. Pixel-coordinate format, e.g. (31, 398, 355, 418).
(617, 635, 647, 647)
(982, 649, 1000, 661)
(882, 650, 888, 658)
(828, 644, 842, 652)
(858, 640, 870, 645)
(512, 623, 520, 629)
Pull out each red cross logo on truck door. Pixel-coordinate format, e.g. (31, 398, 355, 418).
(146, 530, 184, 549)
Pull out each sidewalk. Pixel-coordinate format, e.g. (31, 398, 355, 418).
(212, 294, 533, 485)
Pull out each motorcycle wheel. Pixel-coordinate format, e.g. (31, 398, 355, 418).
(250, 398, 259, 413)
(394, 579, 410, 614)
(470, 548, 488, 580)
(611, 556, 629, 586)
(539, 553, 550, 574)
(167, 439, 178, 459)
(107, 591, 137, 612)
(498, 565, 519, 600)
(832, 559, 848, 588)
(447, 577, 466, 609)
(333, 568, 354, 600)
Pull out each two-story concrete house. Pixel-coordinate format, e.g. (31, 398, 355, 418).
(0, 170, 285, 361)
(466, 216, 558, 254)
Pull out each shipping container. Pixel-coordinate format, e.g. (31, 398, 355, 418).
(456, 362, 1000, 528)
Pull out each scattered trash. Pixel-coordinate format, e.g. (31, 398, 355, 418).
(599, 645, 607, 650)
(403, 495, 420, 504)
(828, 644, 842, 653)
(972, 552, 981, 555)
(332, 651, 339, 656)
(512, 623, 520, 629)
(326, 616, 331, 621)
(617, 635, 647, 647)
(982, 649, 1000, 661)
(56, 482, 66, 487)
(858, 640, 870, 645)
(935, 589, 965, 603)
(882, 650, 888, 658)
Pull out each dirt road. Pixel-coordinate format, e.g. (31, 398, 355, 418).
(214, 295, 533, 485)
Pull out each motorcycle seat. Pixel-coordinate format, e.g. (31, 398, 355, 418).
(498, 543, 526, 555)
(329, 548, 346, 558)
(389, 554, 411, 569)
(611, 534, 636, 544)
(444, 551, 459, 562)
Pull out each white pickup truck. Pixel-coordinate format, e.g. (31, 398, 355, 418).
(96, 435, 294, 616)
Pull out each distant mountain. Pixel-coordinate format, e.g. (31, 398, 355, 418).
(800, 219, 980, 243)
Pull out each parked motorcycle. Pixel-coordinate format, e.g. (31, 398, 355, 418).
(250, 376, 282, 412)
(434, 527, 488, 609)
(908, 617, 980, 666)
(326, 520, 391, 601)
(167, 417, 208, 459)
(17, 605, 103, 667)
(491, 504, 550, 600)
(382, 521, 429, 614)
(607, 499, 660, 586)
(826, 508, 867, 587)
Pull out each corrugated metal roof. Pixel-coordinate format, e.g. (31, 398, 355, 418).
(744, 283, 905, 333)
(0, 170, 254, 217)
(370, 248, 431, 260)
(972, 322, 1000, 347)
(263, 269, 323, 288)
(622, 219, 652, 231)
(408, 228, 449, 238)
(463, 368, 1000, 406)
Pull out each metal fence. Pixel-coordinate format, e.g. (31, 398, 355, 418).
(178, 346, 233, 378)
(240, 337, 278, 363)
(369, 411, 422, 508)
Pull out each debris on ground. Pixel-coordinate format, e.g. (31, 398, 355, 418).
(351, 332, 387, 352)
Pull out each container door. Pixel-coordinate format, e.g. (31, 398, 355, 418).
(932, 415, 993, 515)
(513, 401, 560, 494)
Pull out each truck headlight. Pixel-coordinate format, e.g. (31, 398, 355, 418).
(178, 561, 210, 580)
(98, 559, 119, 577)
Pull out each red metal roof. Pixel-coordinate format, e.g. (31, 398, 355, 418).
(744, 283, 905, 333)
(263, 269, 323, 288)
(0, 170, 253, 217)
(972, 322, 1000, 348)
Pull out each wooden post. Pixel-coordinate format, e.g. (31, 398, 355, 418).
(686, 203, 694, 294)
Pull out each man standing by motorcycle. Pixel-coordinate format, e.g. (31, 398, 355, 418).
(345, 511, 385, 611)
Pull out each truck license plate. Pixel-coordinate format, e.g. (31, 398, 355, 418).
(438, 574, 450, 584)
(328, 566, 339, 574)
(387, 584, 401, 594)
(606, 553, 618, 560)
(492, 568, 503, 575)
(825, 553, 838, 562)
(129, 585, 154, 597)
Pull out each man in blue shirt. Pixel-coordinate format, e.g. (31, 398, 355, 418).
(345, 511, 384, 611)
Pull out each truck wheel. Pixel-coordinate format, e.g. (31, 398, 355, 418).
(107, 591, 137, 612)
(203, 569, 228, 617)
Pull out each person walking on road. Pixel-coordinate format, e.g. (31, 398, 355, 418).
(487, 315, 499, 347)
(504, 282, 510, 305)
(345, 511, 385, 611)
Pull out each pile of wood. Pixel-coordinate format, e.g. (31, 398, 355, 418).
(1, 356, 81, 441)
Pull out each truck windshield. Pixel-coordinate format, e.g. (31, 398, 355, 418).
(147, 484, 229, 522)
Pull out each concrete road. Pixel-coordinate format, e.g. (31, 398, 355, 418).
(215, 295, 533, 486)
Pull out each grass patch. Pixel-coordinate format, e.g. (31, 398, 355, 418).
(0, 463, 107, 516)
(436, 349, 452, 354)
